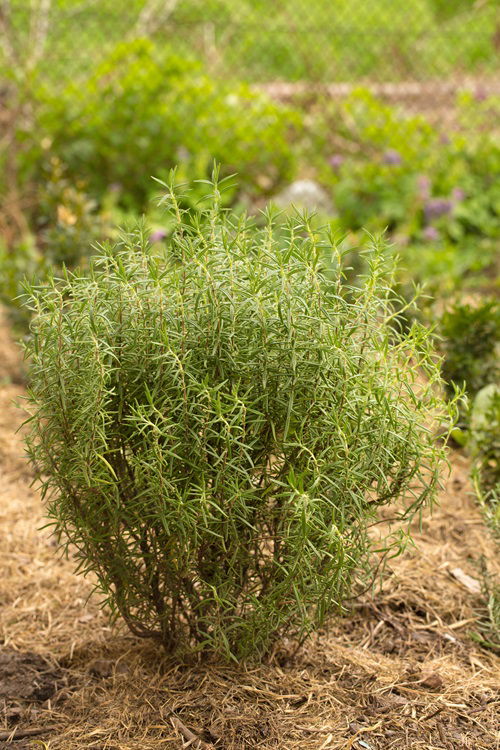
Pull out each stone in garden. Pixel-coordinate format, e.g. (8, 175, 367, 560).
(273, 179, 334, 214)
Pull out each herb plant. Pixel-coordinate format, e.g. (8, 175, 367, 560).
(23, 176, 455, 661)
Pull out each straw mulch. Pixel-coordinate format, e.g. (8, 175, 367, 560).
(0, 310, 498, 750)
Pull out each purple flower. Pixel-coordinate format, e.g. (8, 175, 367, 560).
(439, 134, 450, 146)
(422, 226, 440, 242)
(416, 175, 431, 200)
(329, 154, 344, 172)
(381, 149, 402, 166)
(150, 229, 167, 243)
(424, 198, 453, 221)
(452, 187, 465, 202)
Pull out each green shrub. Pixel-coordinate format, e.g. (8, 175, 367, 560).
(439, 302, 499, 529)
(470, 385, 500, 533)
(35, 157, 106, 267)
(471, 558, 500, 653)
(439, 299, 499, 401)
(0, 235, 49, 331)
(23, 175, 455, 661)
(0, 158, 110, 330)
(26, 39, 299, 211)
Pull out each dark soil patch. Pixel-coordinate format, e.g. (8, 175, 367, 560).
(0, 649, 64, 726)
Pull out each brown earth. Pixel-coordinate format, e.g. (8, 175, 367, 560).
(0, 309, 498, 750)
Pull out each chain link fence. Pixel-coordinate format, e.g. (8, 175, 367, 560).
(3, 2, 499, 93)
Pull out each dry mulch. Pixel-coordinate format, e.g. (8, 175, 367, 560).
(0, 310, 498, 750)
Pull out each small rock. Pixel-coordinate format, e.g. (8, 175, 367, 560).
(78, 613, 95, 623)
(88, 659, 113, 678)
(420, 672, 444, 690)
(272, 179, 334, 214)
(114, 661, 130, 675)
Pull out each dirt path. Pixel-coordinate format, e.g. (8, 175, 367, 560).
(0, 309, 498, 750)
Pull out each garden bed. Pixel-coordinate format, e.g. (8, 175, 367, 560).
(0, 310, 498, 750)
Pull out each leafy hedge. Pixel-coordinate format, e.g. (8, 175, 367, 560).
(22, 40, 300, 211)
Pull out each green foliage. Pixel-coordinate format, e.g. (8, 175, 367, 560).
(428, 0, 475, 20)
(0, 236, 48, 331)
(26, 40, 299, 211)
(22, 175, 454, 661)
(316, 90, 499, 238)
(471, 558, 500, 653)
(439, 300, 499, 400)
(36, 157, 105, 266)
(470, 385, 500, 533)
(310, 90, 499, 294)
(439, 300, 499, 531)
(0, 158, 108, 329)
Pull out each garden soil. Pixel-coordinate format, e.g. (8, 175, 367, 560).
(0, 309, 498, 750)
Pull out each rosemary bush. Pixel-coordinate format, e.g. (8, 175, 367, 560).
(23, 178, 454, 661)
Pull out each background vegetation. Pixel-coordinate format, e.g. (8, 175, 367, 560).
(3, 0, 498, 81)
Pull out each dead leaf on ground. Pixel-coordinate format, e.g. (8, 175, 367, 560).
(450, 568, 481, 594)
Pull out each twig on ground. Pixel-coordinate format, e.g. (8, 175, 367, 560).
(169, 713, 213, 749)
(0, 726, 56, 741)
